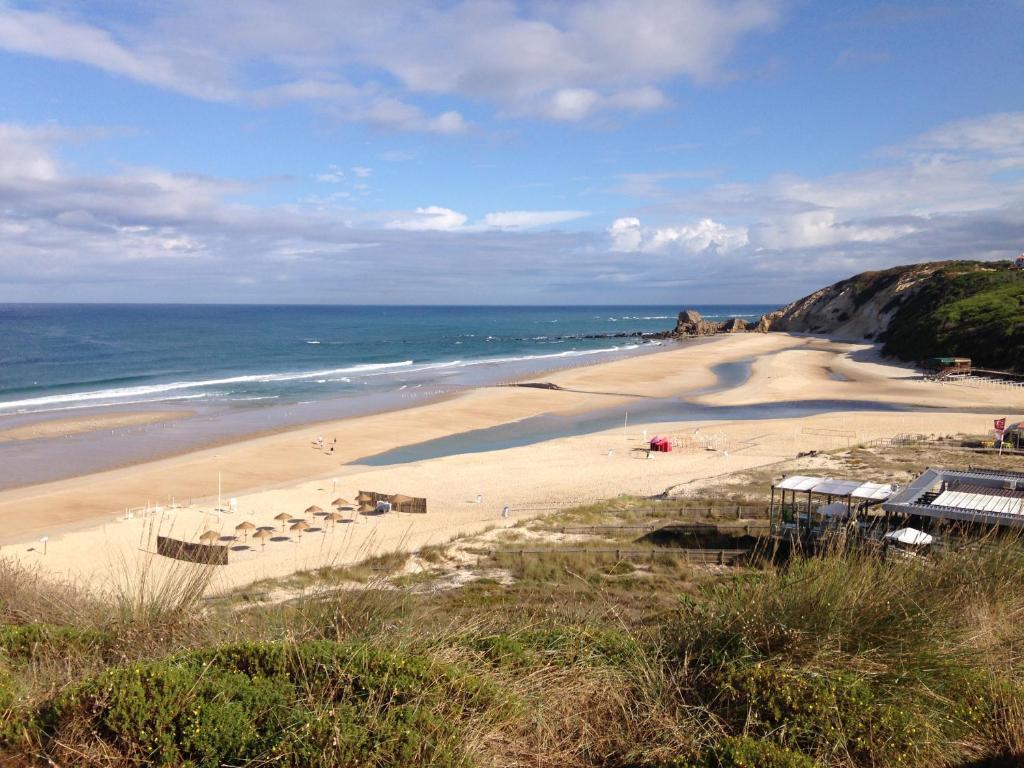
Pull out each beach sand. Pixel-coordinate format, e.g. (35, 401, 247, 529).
(2, 333, 1020, 596)
(0, 410, 191, 443)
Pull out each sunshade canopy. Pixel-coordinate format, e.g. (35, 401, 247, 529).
(774, 476, 894, 501)
(774, 475, 825, 492)
(885, 527, 934, 546)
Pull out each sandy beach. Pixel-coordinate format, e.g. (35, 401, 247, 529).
(0, 410, 191, 443)
(2, 332, 1021, 596)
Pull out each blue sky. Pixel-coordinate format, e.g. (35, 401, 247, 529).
(0, 1, 1022, 304)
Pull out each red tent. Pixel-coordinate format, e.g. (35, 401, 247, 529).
(649, 437, 672, 452)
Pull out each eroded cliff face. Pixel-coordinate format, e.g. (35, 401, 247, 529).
(666, 261, 1022, 369)
(760, 263, 946, 340)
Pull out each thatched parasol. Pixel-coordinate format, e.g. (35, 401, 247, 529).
(290, 520, 311, 538)
(390, 493, 414, 505)
(358, 502, 376, 514)
(199, 530, 220, 544)
(252, 528, 273, 549)
(331, 497, 350, 507)
(356, 492, 373, 502)
(274, 511, 292, 530)
(234, 521, 256, 538)
(304, 505, 323, 516)
(326, 511, 346, 523)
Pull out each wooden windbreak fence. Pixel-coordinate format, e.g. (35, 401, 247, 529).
(360, 491, 428, 514)
(157, 535, 229, 565)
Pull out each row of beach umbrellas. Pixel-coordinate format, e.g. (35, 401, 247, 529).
(196, 492, 401, 550)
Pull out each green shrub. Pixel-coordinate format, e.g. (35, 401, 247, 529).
(38, 640, 503, 767)
(657, 736, 817, 767)
(0, 623, 111, 666)
(465, 625, 645, 670)
(717, 663, 920, 765)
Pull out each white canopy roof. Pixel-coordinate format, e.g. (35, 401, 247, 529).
(813, 478, 862, 496)
(773, 476, 894, 500)
(884, 527, 934, 546)
(851, 482, 895, 501)
(774, 475, 825, 492)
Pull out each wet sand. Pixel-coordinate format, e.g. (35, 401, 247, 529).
(0, 410, 191, 443)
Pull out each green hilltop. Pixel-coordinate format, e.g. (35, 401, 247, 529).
(877, 261, 1024, 370)
(766, 259, 1024, 371)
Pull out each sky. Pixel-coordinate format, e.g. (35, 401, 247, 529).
(0, 1, 1022, 305)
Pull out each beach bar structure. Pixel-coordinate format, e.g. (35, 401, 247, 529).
(882, 467, 1024, 529)
(924, 357, 972, 375)
(769, 475, 895, 541)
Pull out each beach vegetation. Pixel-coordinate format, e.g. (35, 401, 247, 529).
(3, 483, 1024, 765)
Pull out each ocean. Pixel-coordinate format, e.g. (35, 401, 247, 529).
(0, 304, 776, 417)
(0, 303, 777, 487)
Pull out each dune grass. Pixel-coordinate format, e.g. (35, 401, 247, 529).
(1, 522, 1023, 766)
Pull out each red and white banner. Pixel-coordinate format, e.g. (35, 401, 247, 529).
(995, 418, 1007, 432)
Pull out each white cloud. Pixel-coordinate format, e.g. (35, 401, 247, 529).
(544, 89, 600, 121)
(351, 166, 373, 178)
(608, 217, 644, 252)
(913, 112, 1024, 156)
(345, 97, 469, 134)
(609, 216, 748, 253)
(482, 210, 590, 230)
(0, 124, 61, 181)
(315, 165, 344, 183)
(749, 210, 913, 250)
(0, 1, 781, 127)
(608, 86, 669, 111)
(386, 206, 468, 231)
(0, 6, 232, 100)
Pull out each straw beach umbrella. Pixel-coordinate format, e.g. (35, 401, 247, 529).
(326, 511, 345, 524)
(358, 502, 376, 515)
(356, 492, 373, 503)
(290, 520, 311, 539)
(274, 512, 291, 530)
(234, 521, 256, 539)
(199, 530, 220, 544)
(304, 505, 323, 517)
(253, 529, 272, 550)
(331, 497, 350, 508)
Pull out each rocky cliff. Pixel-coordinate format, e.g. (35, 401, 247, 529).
(666, 260, 1024, 370)
(758, 262, 956, 340)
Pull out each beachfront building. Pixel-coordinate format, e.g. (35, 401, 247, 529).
(924, 357, 972, 375)
(1000, 422, 1024, 451)
(882, 467, 1024, 529)
(769, 475, 895, 542)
